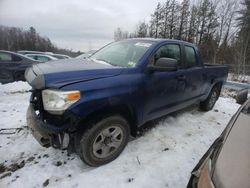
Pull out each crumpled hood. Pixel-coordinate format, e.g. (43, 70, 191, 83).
(25, 58, 123, 89)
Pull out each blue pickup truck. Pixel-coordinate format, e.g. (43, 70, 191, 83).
(25, 38, 228, 166)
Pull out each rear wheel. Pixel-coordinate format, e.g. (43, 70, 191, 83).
(77, 115, 130, 167)
(14, 71, 25, 81)
(200, 86, 220, 111)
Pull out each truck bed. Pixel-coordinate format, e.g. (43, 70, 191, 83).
(204, 63, 228, 68)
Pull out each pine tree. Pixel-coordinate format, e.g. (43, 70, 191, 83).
(136, 21, 148, 37)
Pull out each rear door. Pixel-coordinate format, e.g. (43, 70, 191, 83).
(180, 45, 204, 101)
(0, 52, 17, 83)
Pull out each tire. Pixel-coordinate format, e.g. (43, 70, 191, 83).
(76, 115, 130, 167)
(200, 86, 220, 111)
(235, 89, 248, 105)
(0, 70, 14, 84)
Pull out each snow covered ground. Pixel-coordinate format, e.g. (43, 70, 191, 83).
(0, 82, 240, 188)
(228, 73, 250, 83)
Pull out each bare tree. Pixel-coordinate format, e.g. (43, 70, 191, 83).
(114, 27, 123, 41)
(188, 5, 199, 42)
(218, 0, 237, 47)
(236, 0, 250, 75)
(168, 0, 179, 39)
(159, 0, 171, 38)
(178, 0, 190, 40)
(149, 3, 163, 38)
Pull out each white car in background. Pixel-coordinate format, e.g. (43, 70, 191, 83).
(50, 54, 71, 59)
(18, 50, 71, 61)
(25, 54, 58, 62)
(76, 50, 97, 59)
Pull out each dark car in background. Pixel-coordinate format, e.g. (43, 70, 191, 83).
(0, 50, 40, 84)
(188, 90, 250, 188)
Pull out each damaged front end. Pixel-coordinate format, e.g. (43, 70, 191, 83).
(25, 66, 81, 151)
(26, 89, 79, 151)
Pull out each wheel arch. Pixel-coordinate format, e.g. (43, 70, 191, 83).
(76, 104, 139, 137)
(203, 80, 223, 101)
(211, 81, 223, 94)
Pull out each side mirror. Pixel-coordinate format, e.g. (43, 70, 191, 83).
(235, 89, 248, 105)
(147, 58, 178, 72)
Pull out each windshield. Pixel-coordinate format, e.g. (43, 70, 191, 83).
(90, 40, 154, 67)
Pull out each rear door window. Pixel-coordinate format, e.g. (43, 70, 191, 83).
(184, 46, 197, 67)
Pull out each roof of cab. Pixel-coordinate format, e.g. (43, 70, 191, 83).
(123, 38, 196, 47)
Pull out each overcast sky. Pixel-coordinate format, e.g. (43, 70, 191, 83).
(0, 0, 165, 51)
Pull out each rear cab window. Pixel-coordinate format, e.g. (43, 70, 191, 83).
(184, 46, 198, 68)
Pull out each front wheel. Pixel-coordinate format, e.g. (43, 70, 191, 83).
(77, 115, 130, 167)
(200, 86, 220, 111)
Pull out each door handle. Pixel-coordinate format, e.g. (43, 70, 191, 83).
(177, 75, 186, 80)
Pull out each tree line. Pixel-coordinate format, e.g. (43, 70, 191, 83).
(114, 0, 250, 76)
(0, 25, 81, 57)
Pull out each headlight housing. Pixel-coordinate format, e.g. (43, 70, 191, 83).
(42, 89, 81, 115)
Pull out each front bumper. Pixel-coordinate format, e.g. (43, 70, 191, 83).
(26, 104, 70, 148)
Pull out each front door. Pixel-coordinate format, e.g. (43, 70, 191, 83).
(143, 43, 187, 121)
